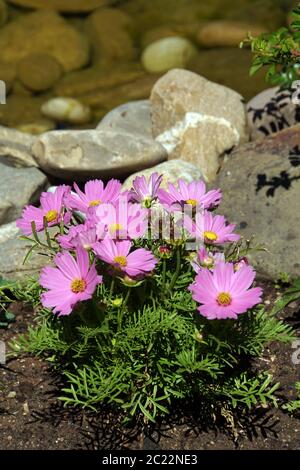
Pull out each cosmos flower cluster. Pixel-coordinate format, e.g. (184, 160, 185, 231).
(17, 174, 262, 319)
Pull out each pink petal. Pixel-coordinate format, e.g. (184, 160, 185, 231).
(55, 251, 81, 280)
(102, 179, 121, 202)
(75, 247, 89, 278)
(190, 269, 219, 299)
(93, 241, 113, 264)
(178, 179, 189, 200)
(230, 265, 256, 296)
(198, 302, 238, 320)
(116, 240, 132, 257)
(40, 266, 69, 290)
(85, 180, 104, 201)
(231, 287, 263, 313)
(213, 262, 234, 292)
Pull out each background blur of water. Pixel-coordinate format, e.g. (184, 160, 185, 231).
(0, 0, 297, 131)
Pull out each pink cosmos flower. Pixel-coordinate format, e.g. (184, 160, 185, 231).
(16, 185, 71, 236)
(94, 198, 148, 240)
(93, 238, 157, 278)
(58, 225, 84, 250)
(189, 261, 262, 320)
(58, 222, 97, 251)
(184, 210, 240, 245)
(66, 179, 122, 214)
(158, 179, 222, 211)
(191, 247, 225, 273)
(129, 172, 163, 207)
(40, 247, 102, 316)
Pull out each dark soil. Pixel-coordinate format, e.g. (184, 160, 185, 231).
(0, 282, 299, 450)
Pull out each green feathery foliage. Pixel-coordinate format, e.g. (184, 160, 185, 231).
(273, 277, 300, 413)
(11, 267, 294, 423)
(284, 382, 300, 412)
(242, 3, 300, 88)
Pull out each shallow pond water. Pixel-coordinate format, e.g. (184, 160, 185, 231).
(0, 0, 297, 131)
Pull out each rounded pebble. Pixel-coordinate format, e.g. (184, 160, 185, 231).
(141, 36, 197, 73)
(41, 97, 92, 124)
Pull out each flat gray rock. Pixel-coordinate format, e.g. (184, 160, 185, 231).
(0, 222, 50, 280)
(0, 125, 38, 168)
(0, 163, 48, 225)
(216, 125, 300, 279)
(32, 129, 167, 180)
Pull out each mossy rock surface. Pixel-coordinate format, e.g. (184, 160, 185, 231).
(0, 94, 54, 127)
(6, 0, 114, 13)
(0, 62, 16, 93)
(0, 0, 8, 27)
(85, 8, 136, 65)
(0, 10, 90, 72)
(18, 54, 62, 92)
(55, 65, 145, 97)
(120, 0, 284, 33)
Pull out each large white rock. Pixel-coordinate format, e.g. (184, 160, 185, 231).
(150, 69, 249, 182)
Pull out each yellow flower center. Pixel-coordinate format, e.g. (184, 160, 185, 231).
(71, 278, 86, 293)
(217, 292, 232, 306)
(45, 209, 58, 223)
(186, 198, 198, 206)
(109, 223, 123, 234)
(89, 199, 101, 207)
(204, 231, 218, 242)
(114, 255, 127, 267)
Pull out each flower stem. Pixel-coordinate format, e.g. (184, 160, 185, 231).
(62, 316, 73, 343)
(43, 217, 52, 249)
(30, 220, 56, 253)
(168, 248, 181, 293)
(110, 277, 115, 298)
(162, 259, 167, 293)
(117, 287, 131, 331)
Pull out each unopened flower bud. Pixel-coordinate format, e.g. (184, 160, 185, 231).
(194, 330, 204, 342)
(142, 196, 153, 209)
(112, 298, 123, 307)
(158, 245, 172, 259)
(121, 275, 143, 287)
